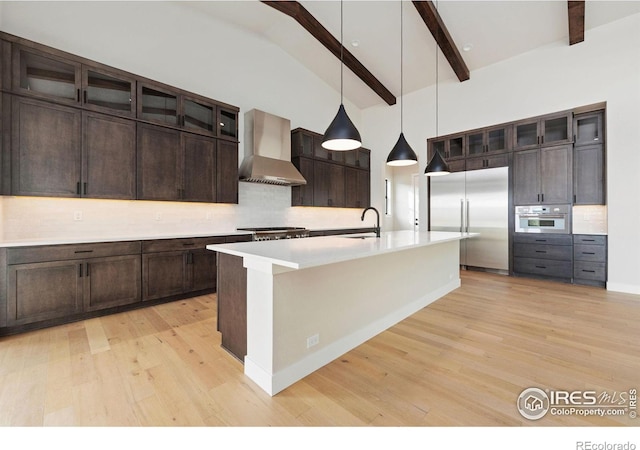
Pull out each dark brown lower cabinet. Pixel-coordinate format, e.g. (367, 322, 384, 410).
(1, 234, 247, 334)
(142, 251, 187, 301)
(84, 255, 142, 311)
(6, 248, 142, 327)
(7, 260, 83, 326)
(142, 237, 225, 301)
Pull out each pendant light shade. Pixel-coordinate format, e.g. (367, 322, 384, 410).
(424, 149, 450, 176)
(322, 0, 362, 151)
(322, 104, 362, 151)
(387, 133, 418, 166)
(386, 0, 418, 166)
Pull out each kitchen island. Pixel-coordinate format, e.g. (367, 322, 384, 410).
(207, 230, 473, 396)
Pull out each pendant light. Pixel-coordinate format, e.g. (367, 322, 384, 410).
(425, 0, 450, 176)
(387, 0, 418, 167)
(322, 0, 362, 151)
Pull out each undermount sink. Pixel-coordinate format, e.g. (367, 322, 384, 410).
(343, 235, 379, 239)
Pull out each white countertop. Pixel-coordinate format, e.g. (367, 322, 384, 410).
(207, 230, 475, 270)
(0, 231, 253, 248)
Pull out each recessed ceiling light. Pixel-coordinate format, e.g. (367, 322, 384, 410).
(351, 39, 360, 48)
(462, 43, 473, 52)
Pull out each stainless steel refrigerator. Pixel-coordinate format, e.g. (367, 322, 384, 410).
(428, 166, 509, 272)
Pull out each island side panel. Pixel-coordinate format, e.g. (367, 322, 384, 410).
(216, 252, 247, 361)
(245, 239, 461, 396)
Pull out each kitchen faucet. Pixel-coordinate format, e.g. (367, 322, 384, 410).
(361, 207, 381, 238)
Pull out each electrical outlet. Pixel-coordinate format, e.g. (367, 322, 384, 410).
(306, 334, 319, 349)
(155, 212, 162, 221)
(73, 211, 82, 221)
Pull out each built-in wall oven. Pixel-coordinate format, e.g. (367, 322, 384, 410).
(515, 205, 571, 234)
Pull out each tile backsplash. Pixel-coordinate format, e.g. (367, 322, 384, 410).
(0, 183, 370, 242)
(572, 205, 608, 235)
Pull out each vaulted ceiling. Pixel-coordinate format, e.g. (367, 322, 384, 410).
(181, 1, 640, 109)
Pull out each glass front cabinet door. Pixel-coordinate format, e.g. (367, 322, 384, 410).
(13, 45, 81, 105)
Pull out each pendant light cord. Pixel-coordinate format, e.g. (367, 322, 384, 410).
(400, 0, 404, 133)
(340, 0, 344, 104)
(435, 0, 439, 138)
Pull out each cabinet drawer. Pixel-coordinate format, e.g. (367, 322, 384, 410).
(7, 241, 141, 264)
(142, 236, 225, 253)
(513, 257, 573, 279)
(573, 244, 606, 262)
(574, 261, 606, 281)
(513, 233, 573, 246)
(513, 243, 572, 261)
(573, 235, 606, 246)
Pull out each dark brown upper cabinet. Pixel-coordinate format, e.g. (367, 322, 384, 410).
(513, 144, 573, 205)
(2, 32, 240, 204)
(11, 96, 82, 197)
(466, 125, 511, 156)
(11, 96, 136, 199)
(573, 111, 604, 147)
(12, 44, 136, 117)
(344, 148, 371, 169)
(429, 134, 465, 160)
(513, 112, 573, 150)
(138, 81, 238, 140)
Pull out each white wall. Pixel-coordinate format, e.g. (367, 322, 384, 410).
(0, 1, 370, 241)
(363, 13, 640, 294)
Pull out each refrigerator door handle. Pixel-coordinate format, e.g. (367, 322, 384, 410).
(466, 199, 470, 233)
(460, 199, 464, 233)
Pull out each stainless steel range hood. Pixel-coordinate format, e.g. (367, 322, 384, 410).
(239, 109, 307, 186)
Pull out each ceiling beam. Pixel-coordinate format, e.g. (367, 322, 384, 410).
(261, 1, 396, 106)
(412, 1, 470, 82)
(568, 0, 585, 45)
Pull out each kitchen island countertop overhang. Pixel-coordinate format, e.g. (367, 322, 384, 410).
(207, 231, 476, 396)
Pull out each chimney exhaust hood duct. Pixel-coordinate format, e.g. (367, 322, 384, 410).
(239, 109, 307, 186)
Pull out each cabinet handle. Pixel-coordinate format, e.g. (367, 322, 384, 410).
(182, 243, 195, 247)
(83, 90, 87, 104)
(77, 89, 80, 102)
(535, 265, 547, 269)
(541, 194, 544, 202)
(535, 250, 547, 253)
(86, 263, 90, 277)
(74, 250, 94, 254)
(83, 182, 87, 195)
(79, 264, 83, 278)
(582, 239, 596, 242)
(537, 193, 540, 202)
(573, 134, 577, 142)
(582, 269, 596, 273)
(574, 194, 577, 203)
(541, 135, 544, 144)
(534, 239, 547, 242)
(537, 136, 540, 145)
(77, 182, 81, 195)
(582, 252, 596, 255)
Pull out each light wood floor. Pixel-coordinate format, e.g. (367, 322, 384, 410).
(1, 271, 639, 426)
